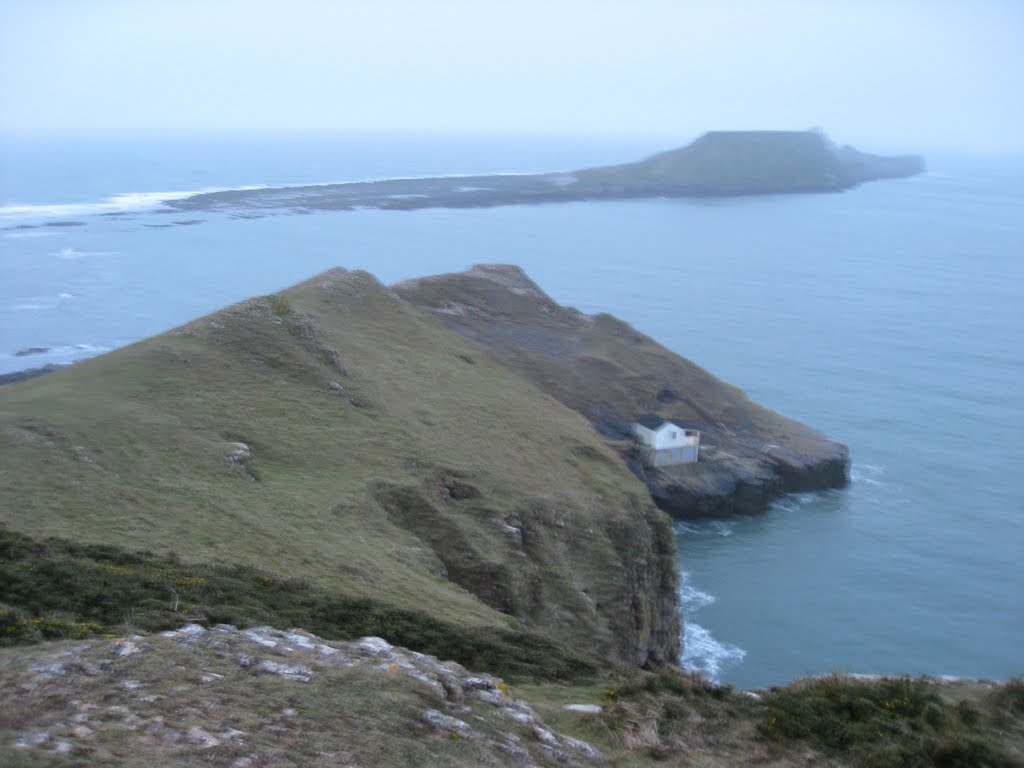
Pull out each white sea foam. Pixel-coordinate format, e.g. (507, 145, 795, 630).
(51, 247, 114, 260)
(63, 343, 112, 353)
(0, 172, 548, 225)
(850, 462, 886, 485)
(681, 623, 746, 681)
(679, 580, 715, 611)
(2, 342, 113, 362)
(1, 191, 194, 222)
(675, 519, 736, 537)
(0, 186, 265, 224)
(3, 230, 62, 239)
(772, 491, 823, 514)
(710, 520, 736, 536)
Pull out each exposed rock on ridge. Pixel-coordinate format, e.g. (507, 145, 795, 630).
(396, 265, 849, 519)
(2, 624, 606, 767)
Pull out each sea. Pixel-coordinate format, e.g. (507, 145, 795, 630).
(2, 133, 1022, 688)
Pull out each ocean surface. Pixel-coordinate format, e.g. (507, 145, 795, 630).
(2, 134, 1022, 688)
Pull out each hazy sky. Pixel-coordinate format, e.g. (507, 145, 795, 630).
(1, 0, 1022, 152)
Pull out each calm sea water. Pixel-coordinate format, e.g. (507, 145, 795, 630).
(2, 134, 1022, 688)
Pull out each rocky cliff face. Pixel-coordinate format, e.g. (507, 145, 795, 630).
(396, 265, 849, 520)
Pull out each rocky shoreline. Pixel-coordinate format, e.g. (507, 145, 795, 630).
(0, 363, 64, 386)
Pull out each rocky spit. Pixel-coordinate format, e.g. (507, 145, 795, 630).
(2, 624, 606, 767)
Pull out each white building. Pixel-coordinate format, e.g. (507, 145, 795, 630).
(632, 414, 700, 467)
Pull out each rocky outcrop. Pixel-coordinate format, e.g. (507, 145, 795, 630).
(0, 363, 63, 386)
(396, 265, 849, 520)
(2, 624, 607, 767)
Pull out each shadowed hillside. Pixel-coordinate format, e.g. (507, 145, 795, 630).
(395, 265, 849, 518)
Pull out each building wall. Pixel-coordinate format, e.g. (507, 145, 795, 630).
(642, 445, 699, 466)
(633, 424, 657, 445)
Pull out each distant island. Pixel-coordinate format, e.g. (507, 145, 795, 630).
(166, 130, 924, 216)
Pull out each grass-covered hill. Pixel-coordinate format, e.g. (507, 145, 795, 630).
(0, 267, 678, 670)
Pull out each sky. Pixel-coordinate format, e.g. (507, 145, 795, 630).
(1, 0, 1022, 153)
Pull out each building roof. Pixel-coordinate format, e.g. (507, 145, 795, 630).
(634, 413, 700, 432)
(635, 413, 670, 430)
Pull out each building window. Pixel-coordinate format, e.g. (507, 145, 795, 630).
(670, 431, 677, 439)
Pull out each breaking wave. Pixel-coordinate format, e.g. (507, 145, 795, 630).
(681, 623, 746, 681)
(678, 569, 746, 681)
(0, 186, 265, 225)
(51, 247, 114, 260)
(0, 191, 199, 223)
(675, 519, 736, 537)
(679, 571, 715, 611)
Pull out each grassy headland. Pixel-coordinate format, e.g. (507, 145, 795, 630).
(0, 267, 678, 668)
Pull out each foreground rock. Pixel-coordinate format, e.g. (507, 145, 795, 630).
(165, 130, 923, 216)
(1, 625, 606, 767)
(396, 265, 849, 519)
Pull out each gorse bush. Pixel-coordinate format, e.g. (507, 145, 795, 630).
(759, 674, 1020, 767)
(993, 678, 1024, 716)
(596, 667, 1023, 767)
(759, 674, 938, 747)
(268, 295, 291, 315)
(0, 527, 598, 681)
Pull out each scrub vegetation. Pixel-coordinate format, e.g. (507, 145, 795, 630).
(0, 526, 597, 682)
(521, 668, 1024, 767)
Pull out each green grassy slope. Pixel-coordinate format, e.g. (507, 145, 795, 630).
(0, 268, 679, 667)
